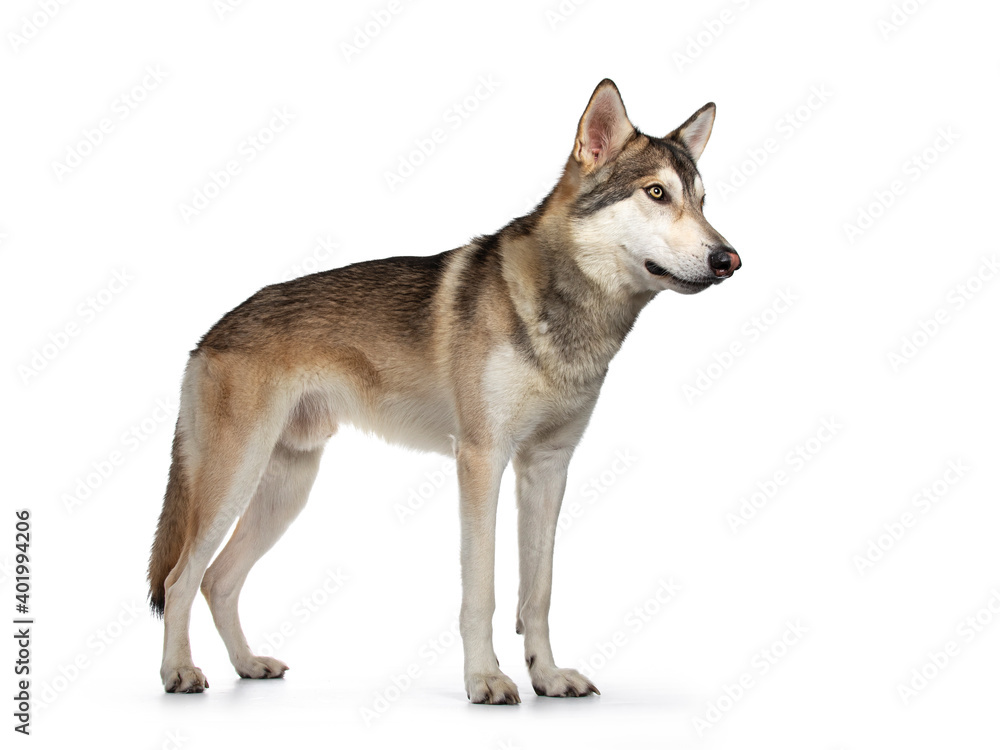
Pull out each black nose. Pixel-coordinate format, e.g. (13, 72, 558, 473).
(708, 246, 741, 278)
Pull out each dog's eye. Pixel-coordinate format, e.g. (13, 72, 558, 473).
(700, 194, 706, 209)
(645, 185, 668, 202)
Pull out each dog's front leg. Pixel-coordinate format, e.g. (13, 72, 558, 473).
(514, 443, 599, 698)
(457, 442, 520, 704)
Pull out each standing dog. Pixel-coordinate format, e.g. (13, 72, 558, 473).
(148, 79, 740, 703)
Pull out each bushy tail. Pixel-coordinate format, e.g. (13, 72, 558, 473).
(148, 427, 190, 617)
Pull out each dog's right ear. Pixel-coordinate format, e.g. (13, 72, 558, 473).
(667, 102, 716, 162)
(573, 79, 634, 172)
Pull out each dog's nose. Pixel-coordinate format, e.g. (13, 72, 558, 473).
(708, 246, 741, 278)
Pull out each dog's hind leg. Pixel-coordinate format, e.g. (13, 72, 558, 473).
(159, 358, 291, 693)
(160, 444, 278, 692)
(201, 442, 324, 679)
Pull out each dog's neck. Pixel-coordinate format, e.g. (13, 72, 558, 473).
(499, 209, 655, 384)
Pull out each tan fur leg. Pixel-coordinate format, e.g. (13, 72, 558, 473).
(457, 442, 520, 704)
(514, 443, 598, 698)
(160, 440, 274, 693)
(201, 443, 324, 680)
(160, 358, 292, 693)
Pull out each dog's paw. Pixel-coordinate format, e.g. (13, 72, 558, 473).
(531, 667, 599, 698)
(466, 672, 521, 704)
(162, 665, 209, 693)
(235, 655, 289, 680)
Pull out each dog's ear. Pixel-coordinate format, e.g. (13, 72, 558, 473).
(574, 79, 635, 172)
(667, 102, 716, 162)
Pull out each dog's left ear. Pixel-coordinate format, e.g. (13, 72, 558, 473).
(574, 79, 635, 172)
(667, 102, 716, 162)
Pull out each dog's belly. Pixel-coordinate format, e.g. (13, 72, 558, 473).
(280, 375, 457, 456)
(279, 343, 600, 458)
(352, 389, 458, 454)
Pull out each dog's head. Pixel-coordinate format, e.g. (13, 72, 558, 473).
(561, 79, 740, 295)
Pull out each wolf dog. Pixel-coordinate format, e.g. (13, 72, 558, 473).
(148, 78, 741, 703)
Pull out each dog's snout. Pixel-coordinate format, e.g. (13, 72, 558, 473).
(708, 246, 741, 278)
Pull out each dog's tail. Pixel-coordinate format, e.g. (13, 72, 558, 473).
(148, 426, 191, 618)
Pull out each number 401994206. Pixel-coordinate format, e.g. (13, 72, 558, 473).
(15, 510, 30, 614)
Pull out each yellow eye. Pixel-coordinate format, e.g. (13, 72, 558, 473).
(646, 185, 667, 201)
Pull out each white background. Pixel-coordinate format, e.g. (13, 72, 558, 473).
(3, 0, 999, 747)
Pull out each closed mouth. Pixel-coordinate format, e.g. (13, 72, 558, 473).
(644, 259, 715, 290)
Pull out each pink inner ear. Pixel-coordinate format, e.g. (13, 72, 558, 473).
(678, 107, 715, 159)
(686, 119, 710, 148)
(589, 123, 610, 157)
(586, 105, 616, 160)
(579, 85, 630, 166)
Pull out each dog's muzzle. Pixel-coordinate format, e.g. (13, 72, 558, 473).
(708, 246, 741, 279)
